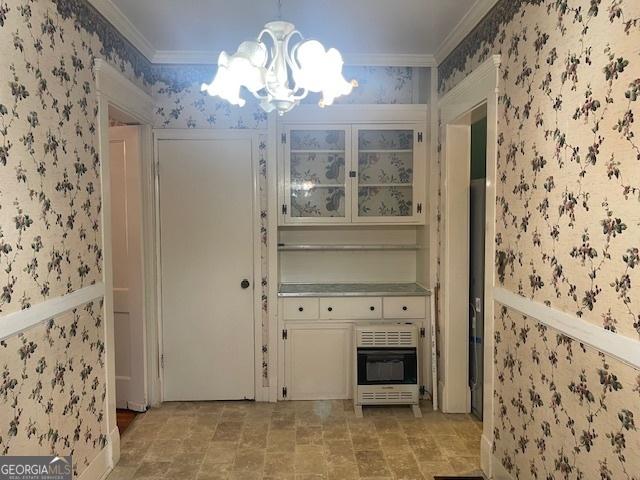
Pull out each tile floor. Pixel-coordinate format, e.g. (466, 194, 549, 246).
(108, 400, 482, 480)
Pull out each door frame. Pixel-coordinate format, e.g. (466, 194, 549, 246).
(95, 59, 156, 469)
(153, 128, 268, 402)
(109, 125, 147, 412)
(437, 55, 501, 477)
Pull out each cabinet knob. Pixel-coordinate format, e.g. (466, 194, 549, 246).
(298, 307, 304, 312)
(402, 306, 408, 311)
(328, 307, 333, 312)
(370, 306, 375, 311)
(240, 279, 250, 289)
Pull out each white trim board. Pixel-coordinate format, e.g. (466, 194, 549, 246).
(494, 287, 640, 369)
(153, 51, 436, 67)
(0, 283, 105, 341)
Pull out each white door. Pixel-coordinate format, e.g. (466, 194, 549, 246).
(158, 137, 255, 401)
(110, 126, 147, 411)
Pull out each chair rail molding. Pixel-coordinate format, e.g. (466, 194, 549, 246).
(0, 283, 105, 341)
(494, 287, 640, 369)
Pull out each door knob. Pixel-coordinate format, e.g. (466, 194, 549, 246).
(241, 279, 250, 289)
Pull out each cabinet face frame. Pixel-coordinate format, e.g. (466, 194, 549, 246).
(351, 124, 426, 224)
(281, 124, 353, 224)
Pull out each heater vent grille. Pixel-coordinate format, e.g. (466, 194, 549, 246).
(361, 391, 415, 401)
(358, 329, 416, 347)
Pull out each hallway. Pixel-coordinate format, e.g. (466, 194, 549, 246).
(108, 401, 482, 480)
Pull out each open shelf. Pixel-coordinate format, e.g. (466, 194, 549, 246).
(278, 244, 422, 251)
(359, 149, 413, 154)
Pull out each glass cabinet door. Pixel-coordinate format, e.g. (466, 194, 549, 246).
(284, 127, 351, 223)
(354, 126, 423, 222)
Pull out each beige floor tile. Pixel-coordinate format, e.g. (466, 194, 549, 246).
(407, 436, 445, 463)
(204, 441, 238, 465)
(197, 462, 233, 480)
(213, 422, 243, 442)
(351, 433, 382, 452)
(267, 429, 296, 452)
(107, 466, 139, 480)
(233, 448, 266, 474)
(448, 455, 481, 474)
(263, 452, 295, 476)
(240, 426, 269, 449)
(114, 401, 485, 480)
(324, 440, 356, 467)
(131, 461, 171, 479)
(295, 445, 326, 475)
(296, 425, 323, 446)
(378, 431, 410, 452)
(355, 450, 391, 477)
(326, 463, 359, 480)
(385, 452, 424, 480)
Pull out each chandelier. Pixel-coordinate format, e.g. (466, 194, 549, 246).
(200, 6, 357, 115)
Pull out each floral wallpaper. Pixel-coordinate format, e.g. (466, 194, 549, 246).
(0, 0, 136, 475)
(438, 0, 640, 477)
(494, 306, 640, 479)
(152, 66, 424, 130)
(0, 301, 106, 478)
(0, 0, 104, 315)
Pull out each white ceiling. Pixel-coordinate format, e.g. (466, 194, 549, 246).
(104, 0, 485, 63)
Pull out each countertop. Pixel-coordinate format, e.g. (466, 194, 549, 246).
(278, 283, 430, 297)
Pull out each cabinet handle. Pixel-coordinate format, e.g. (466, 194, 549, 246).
(402, 306, 408, 311)
(298, 307, 304, 312)
(370, 306, 375, 311)
(327, 307, 333, 312)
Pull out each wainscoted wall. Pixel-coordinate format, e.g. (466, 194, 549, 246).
(438, 0, 640, 477)
(0, 0, 142, 476)
(0, 302, 105, 477)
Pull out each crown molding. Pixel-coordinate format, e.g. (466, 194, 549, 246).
(341, 53, 436, 67)
(153, 51, 435, 67)
(88, 0, 437, 68)
(87, 0, 155, 60)
(434, 0, 499, 64)
(152, 50, 218, 64)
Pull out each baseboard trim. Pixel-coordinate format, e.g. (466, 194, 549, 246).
(77, 433, 113, 480)
(480, 434, 492, 477)
(494, 287, 640, 369)
(0, 283, 105, 340)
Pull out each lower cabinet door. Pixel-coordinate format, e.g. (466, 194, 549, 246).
(284, 324, 352, 400)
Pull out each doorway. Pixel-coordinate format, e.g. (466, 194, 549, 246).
(108, 108, 148, 424)
(469, 110, 487, 420)
(156, 132, 258, 401)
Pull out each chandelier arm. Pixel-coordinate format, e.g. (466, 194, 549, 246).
(284, 31, 308, 95)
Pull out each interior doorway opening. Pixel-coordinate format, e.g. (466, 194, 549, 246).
(108, 105, 148, 434)
(468, 106, 487, 421)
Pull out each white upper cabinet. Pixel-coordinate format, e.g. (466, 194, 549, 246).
(284, 125, 352, 223)
(280, 122, 427, 225)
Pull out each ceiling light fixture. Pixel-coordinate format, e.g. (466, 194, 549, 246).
(200, 1, 357, 115)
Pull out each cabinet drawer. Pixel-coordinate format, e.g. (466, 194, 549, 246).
(320, 297, 382, 319)
(383, 297, 426, 319)
(283, 298, 319, 320)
